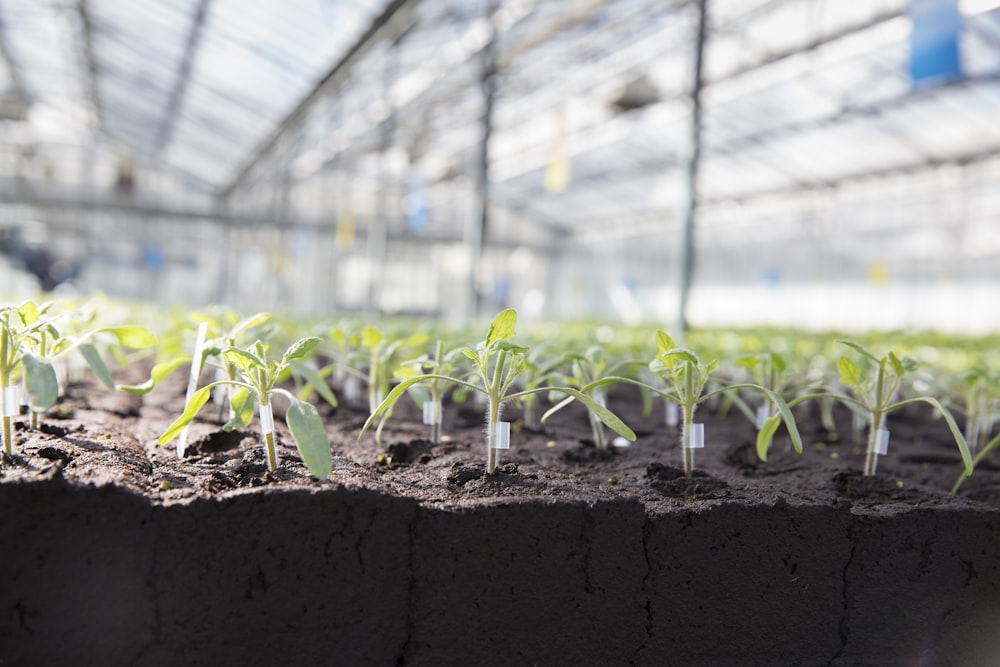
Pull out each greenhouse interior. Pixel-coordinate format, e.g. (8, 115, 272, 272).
(0, 0, 998, 333)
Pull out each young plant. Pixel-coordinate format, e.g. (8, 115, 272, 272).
(794, 341, 972, 477)
(395, 340, 466, 445)
(1, 300, 159, 454)
(360, 326, 428, 414)
(362, 309, 635, 475)
(158, 337, 332, 479)
(555, 331, 803, 476)
(547, 345, 644, 451)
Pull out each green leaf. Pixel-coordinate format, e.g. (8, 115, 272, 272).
(118, 356, 190, 395)
(756, 415, 781, 462)
(17, 301, 39, 326)
(837, 356, 862, 387)
(655, 330, 676, 354)
(560, 387, 636, 441)
(283, 336, 322, 362)
(493, 341, 528, 355)
(887, 351, 905, 377)
(462, 348, 479, 362)
(223, 386, 255, 431)
(231, 312, 271, 337)
(892, 396, 973, 476)
(289, 359, 338, 408)
(486, 309, 517, 346)
(23, 354, 58, 411)
(102, 325, 158, 349)
(79, 343, 116, 389)
(662, 348, 699, 366)
(223, 347, 266, 373)
(286, 398, 332, 480)
(158, 386, 212, 444)
(361, 326, 383, 348)
(771, 353, 787, 373)
(837, 340, 879, 363)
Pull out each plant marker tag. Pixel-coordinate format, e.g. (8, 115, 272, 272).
(595, 390, 607, 409)
(685, 423, 705, 449)
(213, 368, 227, 406)
(19, 374, 29, 406)
(874, 428, 890, 455)
(178, 322, 208, 460)
(665, 402, 679, 427)
(756, 405, 769, 429)
(491, 421, 511, 450)
(422, 400, 441, 426)
(259, 402, 275, 435)
(3, 386, 19, 417)
(344, 376, 360, 404)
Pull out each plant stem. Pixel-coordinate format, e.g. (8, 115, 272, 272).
(264, 430, 278, 471)
(589, 408, 607, 451)
(486, 350, 508, 475)
(260, 396, 278, 472)
(1, 325, 11, 457)
(864, 410, 883, 476)
(682, 405, 695, 476)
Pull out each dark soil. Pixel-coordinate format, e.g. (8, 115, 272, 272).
(2, 368, 999, 666)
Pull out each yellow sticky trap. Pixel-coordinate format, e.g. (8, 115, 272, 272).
(868, 261, 889, 286)
(336, 208, 356, 250)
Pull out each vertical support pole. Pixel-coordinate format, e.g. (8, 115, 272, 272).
(367, 43, 399, 314)
(467, 6, 497, 323)
(677, 0, 708, 336)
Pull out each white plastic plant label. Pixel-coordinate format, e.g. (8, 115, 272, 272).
(874, 428, 890, 455)
(665, 402, 679, 427)
(491, 421, 510, 450)
(259, 402, 275, 435)
(3, 386, 19, 417)
(756, 405, 769, 429)
(19, 375, 29, 406)
(344, 376, 360, 403)
(594, 390, 607, 409)
(685, 422, 705, 449)
(213, 368, 228, 406)
(422, 401, 441, 426)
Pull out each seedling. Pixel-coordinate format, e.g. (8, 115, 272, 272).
(956, 364, 999, 454)
(362, 309, 635, 474)
(158, 337, 332, 479)
(793, 341, 972, 477)
(360, 326, 429, 414)
(396, 340, 466, 445)
(546, 345, 644, 451)
(1, 300, 159, 455)
(555, 331, 802, 475)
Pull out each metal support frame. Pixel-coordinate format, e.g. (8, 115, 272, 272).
(76, 0, 103, 130)
(677, 0, 707, 335)
(466, 7, 498, 322)
(221, 0, 422, 198)
(152, 0, 212, 157)
(0, 10, 30, 114)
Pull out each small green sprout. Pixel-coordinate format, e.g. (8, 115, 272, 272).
(396, 340, 466, 445)
(362, 309, 635, 475)
(158, 337, 332, 480)
(1, 300, 158, 455)
(545, 345, 644, 451)
(793, 341, 972, 478)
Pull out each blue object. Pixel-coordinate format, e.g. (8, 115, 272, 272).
(405, 176, 429, 232)
(141, 245, 165, 271)
(909, 0, 963, 87)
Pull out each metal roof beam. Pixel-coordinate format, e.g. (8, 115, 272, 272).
(221, 0, 424, 198)
(76, 0, 103, 130)
(0, 7, 30, 114)
(152, 0, 213, 158)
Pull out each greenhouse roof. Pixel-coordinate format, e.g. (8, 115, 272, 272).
(0, 0, 998, 224)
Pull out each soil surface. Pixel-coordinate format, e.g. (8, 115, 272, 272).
(2, 367, 1000, 666)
